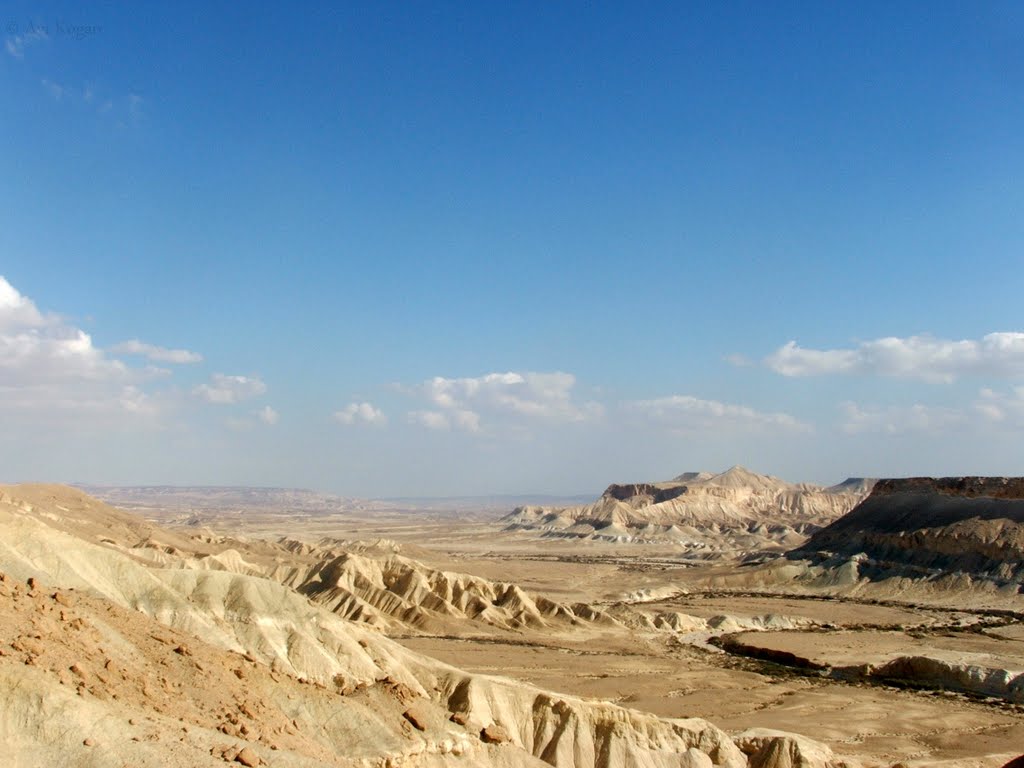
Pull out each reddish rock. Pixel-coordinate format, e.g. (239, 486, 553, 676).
(403, 704, 430, 731)
(480, 723, 510, 744)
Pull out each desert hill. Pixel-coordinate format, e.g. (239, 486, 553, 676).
(0, 483, 847, 768)
(790, 477, 1024, 586)
(0, 485, 617, 638)
(502, 467, 873, 550)
(279, 550, 618, 634)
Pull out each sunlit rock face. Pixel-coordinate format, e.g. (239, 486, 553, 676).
(503, 467, 873, 548)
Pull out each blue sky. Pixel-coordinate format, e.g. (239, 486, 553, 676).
(2, 2, 1023, 495)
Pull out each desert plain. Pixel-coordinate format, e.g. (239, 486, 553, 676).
(2, 469, 1024, 767)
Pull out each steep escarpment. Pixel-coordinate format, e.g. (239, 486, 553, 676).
(791, 477, 1024, 584)
(503, 468, 872, 550)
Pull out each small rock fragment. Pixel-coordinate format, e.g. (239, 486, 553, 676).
(480, 723, 510, 744)
(235, 746, 261, 766)
(403, 704, 430, 731)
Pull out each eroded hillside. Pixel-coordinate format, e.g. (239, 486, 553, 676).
(0, 483, 850, 768)
(503, 467, 872, 551)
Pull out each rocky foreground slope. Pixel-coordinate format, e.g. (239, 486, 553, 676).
(503, 467, 872, 550)
(790, 477, 1024, 587)
(0, 484, 849, 768)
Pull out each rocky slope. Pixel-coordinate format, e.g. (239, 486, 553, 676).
(503, 467, 873, 550)
(790, 477, 1024, 586)
(0, 483, 850, 768)
(275, 549, 618, 634)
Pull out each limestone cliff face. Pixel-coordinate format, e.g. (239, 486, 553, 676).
(792, 477, 1024, 583)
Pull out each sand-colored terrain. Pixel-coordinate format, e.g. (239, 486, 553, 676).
(502, 467, 872, 552)
(0, 483, 852, 768)
(4, 474, 1024, 767)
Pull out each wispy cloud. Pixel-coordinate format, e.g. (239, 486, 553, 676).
(193, 374, 267, 404)
(5, 27, 48, 59)
(111, 339, 202, 364)
(839, 401, 966, 435)
(32, 75, 144, 125)
(724, 353, 753, 368)
(765, 333, 1024, 383)
(625, 395, 810, 433)
(407, 371, 602, 433)
(41, 78, 64, 100)
(334, 402, 386, 426)
(256, 405, 279, 425)
(406, 408, 478, 431)
(974, 386, 1024, 426)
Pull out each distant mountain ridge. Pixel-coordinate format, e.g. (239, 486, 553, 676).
(503, 467, 875, 550)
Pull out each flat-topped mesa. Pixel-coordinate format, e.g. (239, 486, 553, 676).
(871, 476, 1024, 500)
(791, 476, 1024, 584)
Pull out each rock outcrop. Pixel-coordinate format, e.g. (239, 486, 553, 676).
(503, 467, 873, 550)
(281, 550, 619, 633)
(791, 476, 1024, 585)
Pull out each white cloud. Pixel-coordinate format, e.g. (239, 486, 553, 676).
(41, 78, 64, 100)
(111, 339, 202, 364)
(452, 409, 481, 432)
(0, 276, 127, 387)
(0, 275, 50, 329)
(765, 333, 1024, 383)
(5, 28, 47, 59)
(193, 374, 266, 404)
(405, 408, 480, 432)
(839, 401, 966, 435)
(974, 387, 1024, 426)
(625, 395, 810, 433)
(0, 275, 168, 421)
(334, 402, 387, 426)
(256, 405, 279, 425)
(410, 371, 603, 432)
(724, 353, 753, 368)
(407, 410, 451, 430)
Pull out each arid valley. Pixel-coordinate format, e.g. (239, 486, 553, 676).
(6, 4, 1024, 767)
(4, 469, 1024, 767)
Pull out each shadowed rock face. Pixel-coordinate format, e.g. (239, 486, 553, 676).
(602, 484, 689, 504)
(791, 477, 1024, 583)
(872, 477, 1024, 501)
